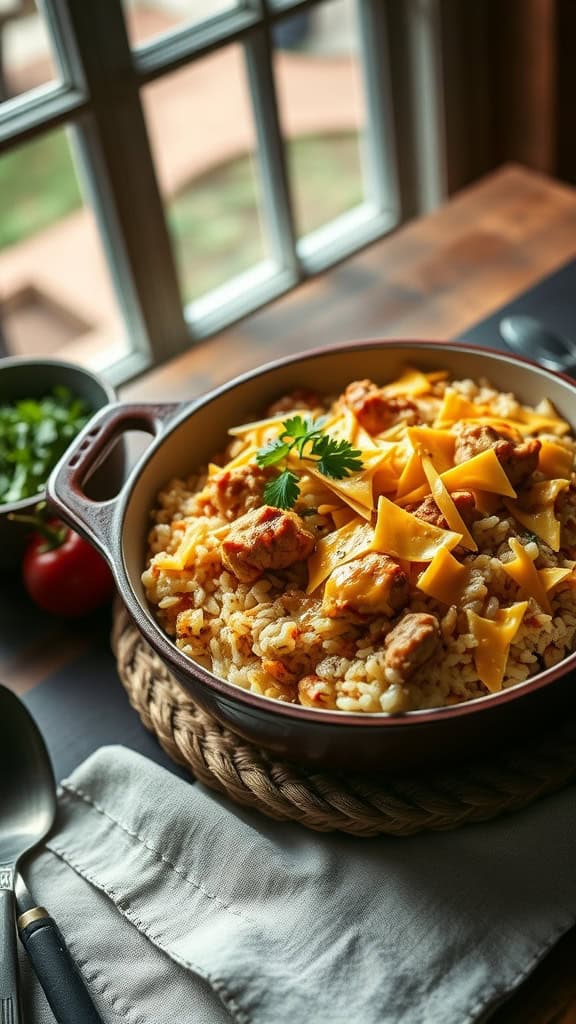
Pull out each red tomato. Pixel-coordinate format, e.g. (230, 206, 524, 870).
(22, 520, 114, 617)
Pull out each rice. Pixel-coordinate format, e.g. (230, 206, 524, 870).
(142, 370, 576, 714)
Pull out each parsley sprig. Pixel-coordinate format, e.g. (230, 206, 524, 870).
(256, 415, 363, 510)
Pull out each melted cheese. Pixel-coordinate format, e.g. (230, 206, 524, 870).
(407, 426, 455, 473)
(372, 495, 462, 561)
(331, 507, 357, 529)
(154, 522, 207, 571)
(395, 483, 431, 507)
(515, 406, 570, 436)
(503, 479, 569, 551)
(372, 460, 402, 497)
(539, 567, 573, 593)
(421, 457, 477, 550)
(228, 411, 309, 445)
(301, 462, 367, 516)
(382, 366, 431, 397)
(458, 416, 522, 438)
(434, 390, 487, 427)
(472, 491, 502, 515)
(325, 406, 379, 451)
(504, 500, 561, 551)
(440, 448, 517, 498)
(538, 440, 574, 480)
(417, 547, 469, 605)
(395, 450, 427, 499)
(306, 517, 374, 594)
(501, 538, 551, 614)
(467, 602, 528, 693)
(523, 479, 570, 506)
(219, 445, 259, 472)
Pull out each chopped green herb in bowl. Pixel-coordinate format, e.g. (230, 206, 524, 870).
(0, 356, 122, 569)
(0, 386, 90, 505)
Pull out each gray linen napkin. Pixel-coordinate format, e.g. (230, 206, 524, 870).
(19, 745, 576, 1024)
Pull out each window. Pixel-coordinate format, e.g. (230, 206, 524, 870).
(0, 1, 409, 384)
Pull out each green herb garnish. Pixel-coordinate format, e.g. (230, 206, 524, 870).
(256, 415, 363, 509)
(0, 386, 90, 505)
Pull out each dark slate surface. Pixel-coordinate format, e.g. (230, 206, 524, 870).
(456, 258, 576, 358)
(22, 641, 187, 782)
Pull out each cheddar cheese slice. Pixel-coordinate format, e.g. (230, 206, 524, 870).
(154, 521, 207, 571)
(539, 567, 573, 593)
(504, 501, 561, 551)
(537, 440, 574, 480)
(467, 602, 528, 693)
(395, 450, 427, 500)
(503, 479, 569, 551)
(522, 479, 570, 506)
(307, 517, 374, 594)
(217, 445, 259, 473)
(501, 537, 552, 614)
(328, 405, 381, 451)
(472, 491, 502, 515)
(382, 366, 431, 398)
(515, 406, 570, 436)
(417, 547, 469, 605)
(421, 457, 477, 551)
(372, 495, 462, 561)
(331, 507, 357, 529)
(440, 448, 517, 498)
(434, 390, 487, 427)
(407, 426, 455, 473)
(228, 411, 310, 444)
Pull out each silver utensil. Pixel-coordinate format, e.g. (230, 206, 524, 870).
(0, 684, 55, 1023)
(0, 684, 103, 1024)
(499, 315, 576, 373)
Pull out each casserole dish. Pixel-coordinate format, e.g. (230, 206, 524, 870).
(47, 341, 576, 770)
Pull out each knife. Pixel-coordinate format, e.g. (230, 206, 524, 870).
(15, 874, 104, 1024)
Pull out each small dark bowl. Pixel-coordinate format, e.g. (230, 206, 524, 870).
(0, 357, 123, 568)
(47, 341, 576, 771)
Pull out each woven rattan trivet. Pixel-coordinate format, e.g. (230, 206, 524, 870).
(112, 601, 576, 837)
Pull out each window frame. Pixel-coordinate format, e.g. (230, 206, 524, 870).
(0, 0, 440, 384)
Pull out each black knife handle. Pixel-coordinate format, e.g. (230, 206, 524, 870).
(18, 909, 103, 1024)
(0, 886, 22, 1024)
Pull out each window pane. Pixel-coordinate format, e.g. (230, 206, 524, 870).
(122, 0, 240, 48)
(0, 0, 58, 105)
(142, 46, 269, 305)
(273, 0, 366, 238)
(0, 127, 129, 372)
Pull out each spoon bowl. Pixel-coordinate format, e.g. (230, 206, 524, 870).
(0, 684, 57, 1023)
(499, 315, 576, 374)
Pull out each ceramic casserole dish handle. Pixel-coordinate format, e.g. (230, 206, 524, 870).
(47, 402, 179, 563)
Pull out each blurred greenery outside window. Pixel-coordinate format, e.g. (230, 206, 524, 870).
(0, 1, 398, 381)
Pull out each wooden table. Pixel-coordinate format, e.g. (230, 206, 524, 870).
(5, 164, 576, 1023)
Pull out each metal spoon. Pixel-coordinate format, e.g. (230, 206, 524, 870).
(499, 315, 576, 374)
(0, 684, 103, 1023)
(0, 684, 55, 1023)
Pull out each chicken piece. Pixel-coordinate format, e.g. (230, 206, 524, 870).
(205, 464, 272, 520)
(322, 551, 409, 619)
(384, 612, 441, 683)
(494, 437, 541, 488)
(404, 490, 479, 530)
(221, 504, 316, 583)
(454, 423, 540, 488)
(343, 379, 420, 435)
(266, 389, 322, 417)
